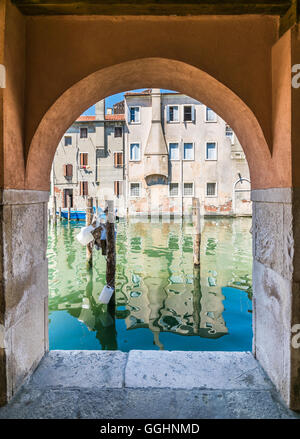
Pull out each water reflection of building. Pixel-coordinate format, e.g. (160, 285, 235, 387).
(48, 218, 252, 350)
(120, 221, 230, 346)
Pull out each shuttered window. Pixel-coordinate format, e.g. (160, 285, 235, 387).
(183, 106, 193, 122)
(129, 107, 140, 123)
(80, 181, 88, 196)
(80, 153, 88, 168)
(114, 152, 123, 168)
(167, 105, 179, 122)
(206, 107, 217, 122)
(63, 164, 73, 177)
(114, 181, 123, 196)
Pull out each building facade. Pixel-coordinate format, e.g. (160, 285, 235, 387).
(52, 100, 126, 212)
(52, 89, 251, 216)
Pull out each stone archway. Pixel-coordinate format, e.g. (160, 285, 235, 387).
(0, 11, 299, 409)
(26, 57, 276, 192)
(18, 56, 297, 410)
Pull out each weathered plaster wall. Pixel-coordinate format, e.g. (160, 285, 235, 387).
(24, 14, 278, 154)
(252, 188, 300, 410)
(2, 0, 25, 189)
(0, 189, 49, 405)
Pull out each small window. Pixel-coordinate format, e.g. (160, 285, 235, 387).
(206, 142, 217, 160)
(169, 143, 179, 160)
(114, 152, 124, 168)
(130, 183, 141, 197)
(129, 107, 140, 123)
(167, 105, 179, 123)
(206, 182, 217, 197)
(63, 164, 73, 178)
(169, 183, 179, 197)
(183, 143, 194, 160)
(80, 181, 88, 196)
(114, 126, 122, 138)
(130, 143, 140, 161)
(114, 181, 123, 197)
(225, 125, 235, 144)
(183, 182, 194, 197)
(64, 136, 72, 146)
(205, 107, 217, 122)
(80, 127, 88, 138)
(80, 153, 88, 168)
(183, 105, 193, 122)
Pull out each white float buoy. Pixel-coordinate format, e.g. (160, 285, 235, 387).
(99, 285, 114, 304)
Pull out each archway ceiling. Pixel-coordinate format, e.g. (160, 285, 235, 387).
(12, 0, 294, 16)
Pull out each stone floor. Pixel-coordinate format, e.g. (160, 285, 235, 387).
(0, 350, 299, 419)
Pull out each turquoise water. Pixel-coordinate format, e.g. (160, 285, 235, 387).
(48, 217, 253, 351)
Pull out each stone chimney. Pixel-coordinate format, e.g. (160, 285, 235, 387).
(95, 99, 105, 120)
(144, 89, 168, 184)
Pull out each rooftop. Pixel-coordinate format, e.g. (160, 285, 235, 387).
(76, 114, 125, 122)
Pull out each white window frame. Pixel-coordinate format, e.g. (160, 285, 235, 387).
(205, 141, 218, 161)
(183, 142, 195, 161)
(205, 106, 217, 123)
(129, 106, 141, 124)
(64, 135, 72, 146)
(168, 142, 180, 161)
(206, 182, 218, 197)
(225, 125, 235, 145)
(183, 182, 195, 197)
(129, 142, 141, 161)
(182, 104, 195, 123)
(169, 182, 179, 197)
(130, 182, 141, 198)
(166, 105, 180, 123)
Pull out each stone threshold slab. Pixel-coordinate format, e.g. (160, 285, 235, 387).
(125, 351, 273, 390)
(30, 350, 128, 389)
(28, 350, 273, 392)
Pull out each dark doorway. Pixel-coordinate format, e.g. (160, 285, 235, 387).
(63, 189, 73, 208)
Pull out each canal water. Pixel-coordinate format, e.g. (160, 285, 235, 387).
(48, 217, 253, 351)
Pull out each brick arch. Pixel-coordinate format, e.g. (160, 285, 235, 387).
(25, 57, 274, 191)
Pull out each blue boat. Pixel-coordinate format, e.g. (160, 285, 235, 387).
(59, 209, 87, 220)
(58, 207, 114, 221)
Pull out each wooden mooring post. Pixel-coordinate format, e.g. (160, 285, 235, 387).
(52, 196, 57, 225)
(67, 195, 71, 221)
(106, 199, 116, 309)
(192, 197, 201, 267)
(59, 206, 62, 221)
(86, 197, 93, 268)
(193, 266, 201, 335)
